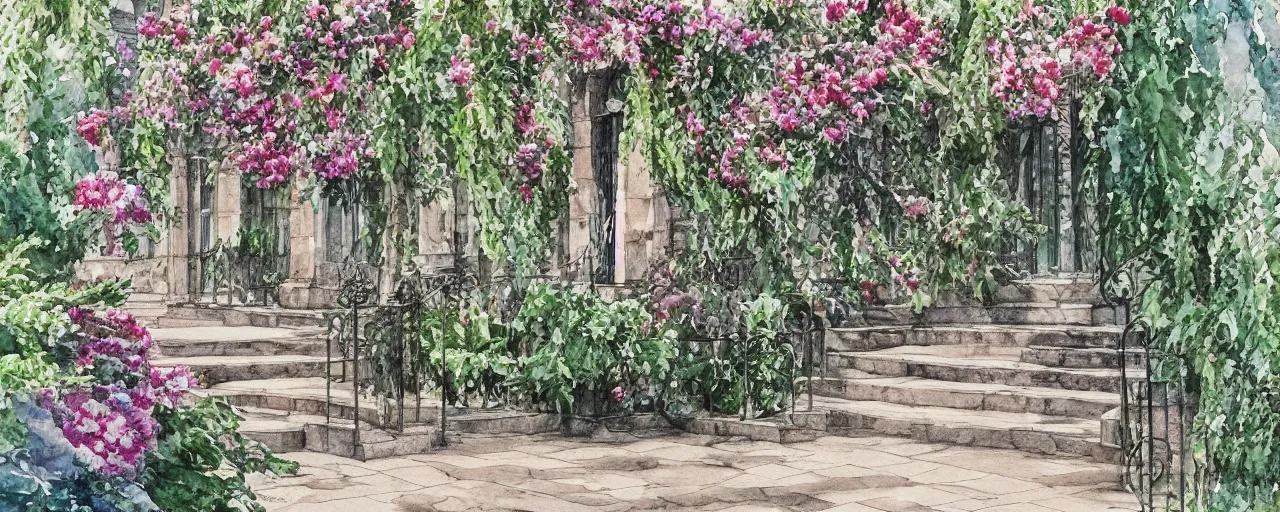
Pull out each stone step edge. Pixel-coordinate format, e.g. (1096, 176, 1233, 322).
(815, 397, 1120, 464)
(152, 339, 330, 358)
(826, 352, 1126, 393)
(825, 325, 1124, 351)
(807, 376, 1118, 420)
(236, 397, 1121, 471)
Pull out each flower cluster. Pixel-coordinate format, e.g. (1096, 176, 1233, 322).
(887, 256, 920, 292)
(313, 132, 372, 181)
(509, 30, 548, 64)
(72, 171, 154, 256)
(1056, 12, 1124, 77)
(695, 1, 941, 194)
(49, 308, 196, 478)
(988, 2, 1128, 118)
(447, 56, 475, 87)
(709, 132, 752, 193)
(512, 97, 558, 203)
(60, 387, 157, 477)
(76, 109, 112, 147)
(82, 1, 416, 190)
(859, 279, 877, 302)
(563, 0, 767, 69)
(824, 0, 869, 24)
(899, 195, 930, 218)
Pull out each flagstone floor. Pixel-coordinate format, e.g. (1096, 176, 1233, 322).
(249, 432, 1140, 511)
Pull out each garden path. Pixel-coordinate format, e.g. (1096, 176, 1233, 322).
(248, 432, 1140, 511)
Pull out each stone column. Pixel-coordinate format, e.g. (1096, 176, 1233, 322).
(567, 77, 597, 281)
(418, 198, 455, 269)
(214, 165, 241, 242)
(621, 140, 657, 283)
(280, 178, 317, 309)
(163, 144, 188, 299)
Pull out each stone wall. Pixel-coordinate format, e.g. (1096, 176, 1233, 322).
(93, 4, 678, 309)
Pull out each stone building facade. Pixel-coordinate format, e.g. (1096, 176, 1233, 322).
(88, 0, 673, 313)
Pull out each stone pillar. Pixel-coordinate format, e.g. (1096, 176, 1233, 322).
(280, 178, 317, 309)
(567, 77, 596, 281)
(214, 165, 241, 242)
(418, 198, 455, 269)
(162, 145, 188, 299)
(621, 140, 657, 283)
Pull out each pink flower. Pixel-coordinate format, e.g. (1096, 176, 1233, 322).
(825, 1, 849, 23)
(136, 13, 164, 39)
(1106, 6, 1130, 26)
(447, 56, 475, 87)
(900, 196, 929, 218)
(76, 110, 111, 147)
(611, 386, 624, 403)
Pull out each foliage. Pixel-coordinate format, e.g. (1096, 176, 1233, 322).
(506, 284, 677, 413)
(1096, 0, 1280, 509)
(0, 238, 293, 511)
(423, 305, 516, 407)
(141, 399, 299, 512)
(0, 0, 118, 275)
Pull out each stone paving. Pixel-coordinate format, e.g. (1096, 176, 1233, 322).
(249, 432, 1140, 511)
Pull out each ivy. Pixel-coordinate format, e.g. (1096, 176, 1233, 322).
(1098, 0, 1280, 508)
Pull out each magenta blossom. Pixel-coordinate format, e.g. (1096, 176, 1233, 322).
(447, 56, 475, 87)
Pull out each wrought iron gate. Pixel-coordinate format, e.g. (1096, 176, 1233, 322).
(1104, 276, 1211, 511)
(591, 111, 622, 284)
(1001, 95, 1100, 275)
(235, 186, 291, 305)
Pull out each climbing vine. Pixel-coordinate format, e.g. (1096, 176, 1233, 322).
(27, 0, 1280, 507)
(1097, 1, 1280, 509)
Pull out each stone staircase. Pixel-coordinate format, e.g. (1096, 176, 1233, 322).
(148, 306, 553, 459)
(811, 275, 1133, 464)
(143, 276, 1136, 465)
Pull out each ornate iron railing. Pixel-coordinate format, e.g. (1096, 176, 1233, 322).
(1101, 203, 1210, 510)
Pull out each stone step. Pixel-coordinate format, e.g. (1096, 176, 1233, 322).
(827, 324, 1123, 352)
(811, 375, 1120, 419)
(934, 276, 1103, 306)
(305, 422, 441, 460)
(236, 405, 444, 460)
(993, 275, 1103, 304)
(164, 305, 328, 329)
(205, 378, 442, 428)
(816, 396, 1119, 462)
(1020, 346, 1144, 369)
(864, 303, 1101, 326)
(236, 406, 314, 452)
(152, 326, 328, 358)
(155, 317, 226, 328)
(826, 346, 1127, 393)
(154, 355, 330, 386)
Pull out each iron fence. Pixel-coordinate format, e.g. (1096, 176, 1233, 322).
(321, 245, 829, 457)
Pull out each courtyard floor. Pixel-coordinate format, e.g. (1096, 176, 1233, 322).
(249, 432, 1141, 511)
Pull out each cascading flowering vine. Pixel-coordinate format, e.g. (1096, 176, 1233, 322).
(72, 171, 154, 256)
(700, 1, 943, 194)
(988, 1, 1127, 119)
(80, 0, 415, 189)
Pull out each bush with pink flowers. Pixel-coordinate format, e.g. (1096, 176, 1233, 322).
(1, 236, 294, 512)
(0, 238, 296, 511)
